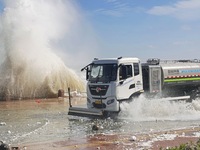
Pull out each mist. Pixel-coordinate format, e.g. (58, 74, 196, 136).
(0, 0, 98, 99)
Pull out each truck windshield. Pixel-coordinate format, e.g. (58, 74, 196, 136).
(89, 64, 117, 83)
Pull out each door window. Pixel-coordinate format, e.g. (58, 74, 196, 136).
(133, 63, 139, 76)
(119, 64, 132, 80)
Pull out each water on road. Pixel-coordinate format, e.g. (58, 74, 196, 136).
(1, 96, 200, 146)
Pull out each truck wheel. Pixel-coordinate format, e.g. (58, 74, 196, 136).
(188, 89, 200, 102)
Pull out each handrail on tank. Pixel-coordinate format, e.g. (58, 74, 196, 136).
(158, 59, 200, 64)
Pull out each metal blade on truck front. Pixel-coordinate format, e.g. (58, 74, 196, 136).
(68, 107, 104, 118)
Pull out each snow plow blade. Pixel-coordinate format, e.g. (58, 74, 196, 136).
(68, 107, 104, 118)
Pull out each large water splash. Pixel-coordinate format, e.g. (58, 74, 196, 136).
(0, 0, 92, 99)
(119, 95, 200, 121)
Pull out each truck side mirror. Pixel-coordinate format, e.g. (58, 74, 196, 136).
(86, 67, 90, 80)
(119, 65, 127, 80)
(81, 63, 93, 80)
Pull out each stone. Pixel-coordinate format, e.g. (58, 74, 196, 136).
(92, 125, 99, 131)
(0, 141, 10, 150)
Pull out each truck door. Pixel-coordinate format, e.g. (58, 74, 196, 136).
(149, 66, 162, 94)
(133, 63, 143, 93)
(117, 63, 143, 100)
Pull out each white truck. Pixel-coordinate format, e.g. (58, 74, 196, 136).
(68, 57, 200, 118)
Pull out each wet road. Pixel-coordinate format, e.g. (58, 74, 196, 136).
(1, 97, 200, 149)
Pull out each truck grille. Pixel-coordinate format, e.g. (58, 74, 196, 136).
(89, 85, 109, 96)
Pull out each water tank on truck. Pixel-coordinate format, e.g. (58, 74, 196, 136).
(142, 59, 200, 99)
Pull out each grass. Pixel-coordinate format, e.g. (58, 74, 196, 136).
(160, 139, 200, 150)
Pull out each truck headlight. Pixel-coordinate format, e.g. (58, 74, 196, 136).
(107, 99, 115, 105)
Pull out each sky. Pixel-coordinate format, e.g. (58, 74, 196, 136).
(0, 0, 200, 64)
(74, 0, 200, 62)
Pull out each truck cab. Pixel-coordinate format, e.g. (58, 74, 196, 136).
(85, 57, 144, 112)
(68, 57, 200, 118)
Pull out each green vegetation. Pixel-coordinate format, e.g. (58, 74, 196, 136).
(160, 139, 200, 150)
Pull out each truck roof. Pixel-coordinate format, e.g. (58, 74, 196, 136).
(92, 57, 140, 64)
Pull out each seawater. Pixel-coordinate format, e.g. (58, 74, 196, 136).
(119, 95, 200, 121)
(1, 97, 200, 146)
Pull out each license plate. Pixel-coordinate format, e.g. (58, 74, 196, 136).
(95, 100, 102, 104)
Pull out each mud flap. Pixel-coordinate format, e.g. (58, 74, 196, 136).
(68, 107, 105, 118)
